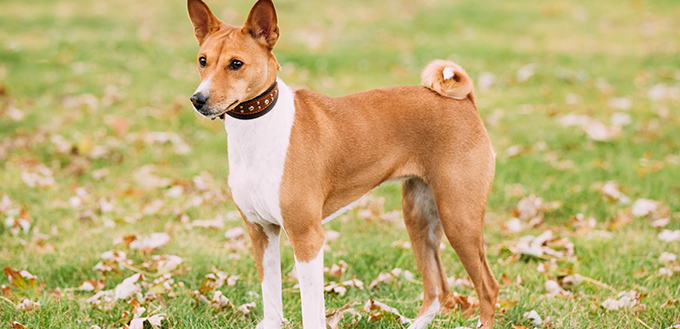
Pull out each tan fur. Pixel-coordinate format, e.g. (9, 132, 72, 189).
(421, 59, 475, 105)
(188, 0, 498, 327)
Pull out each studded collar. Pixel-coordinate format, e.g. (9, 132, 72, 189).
(222, 81, 279, 120)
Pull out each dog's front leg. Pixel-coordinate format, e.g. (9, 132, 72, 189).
(285, 221, 326, 328)
(245, 221, 286, 329)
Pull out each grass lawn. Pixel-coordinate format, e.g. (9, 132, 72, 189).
(1, 0, 679, 328)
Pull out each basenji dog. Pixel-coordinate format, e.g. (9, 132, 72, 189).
(187, 0, 498, 328)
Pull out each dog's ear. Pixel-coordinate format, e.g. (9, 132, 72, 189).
(187, 0, 221, 45)
(243, 0, 279, 49)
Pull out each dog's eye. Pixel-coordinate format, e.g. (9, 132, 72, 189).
(229, 60, 244, 70)
(199, 57, 207, 68)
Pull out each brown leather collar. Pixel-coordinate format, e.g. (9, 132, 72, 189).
(221, 81, 279, 120)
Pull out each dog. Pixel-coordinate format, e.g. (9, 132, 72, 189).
(187, 0, 498, 328)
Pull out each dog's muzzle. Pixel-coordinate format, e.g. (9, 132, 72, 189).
(190, 93, 209, 111)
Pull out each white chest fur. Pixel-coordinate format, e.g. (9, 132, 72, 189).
(224, 79, 296, 226)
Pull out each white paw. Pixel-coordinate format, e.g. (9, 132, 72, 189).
(255, 319, 284, 329)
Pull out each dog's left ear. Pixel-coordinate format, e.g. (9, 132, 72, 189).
(188, 0, 221, 45)
(243, 0, 279, 49)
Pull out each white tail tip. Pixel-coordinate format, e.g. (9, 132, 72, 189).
(421, 60, 475, 103)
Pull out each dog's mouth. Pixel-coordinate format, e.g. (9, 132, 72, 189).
(210, 100, 239, 120)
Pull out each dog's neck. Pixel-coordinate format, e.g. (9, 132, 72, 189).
(223, 81, 280, 120)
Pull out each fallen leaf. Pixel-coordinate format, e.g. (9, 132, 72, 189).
(132, 165, 172, 189)
(237, 302, 256, 314)
(128, 233, 171, 251)
(79, 279, 106, 292)
(584, 120, 621, 141)
(659, 230, 680, 242)
(442, 291, 480, 318)
(545, 280, 570, 297)
(224, 226, 245, 240)
(600, 181, 630, 204)
(601, 290, 646, 311)
(523, 310, 542, 325)
(324, 260, 348, 279)
(16, 298, 40, 311)
(3, 267, 44, 294)
(659, 252, 677, 264)
(142, 255, 184, 274)
(632, 199, 660, 217)
(326, 230, 341, 242)
(129, 314, 166, 329)
(661, 299, 678, 309)
(363, 299, 411, 325)
(114, 273, 144, 300)
(608, 97, 632, 110)
(190, 215, 225, 229)
(368, 268, 413, 289)
(10, 322, 27, 329)
(516, 64, 535, 82)
(326, 301, 362, 329)
(211, 291, 232, 311)
(324, 279, 364, 296)
(198, 267, 240, 295)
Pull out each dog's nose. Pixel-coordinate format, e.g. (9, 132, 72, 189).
(190, 93, 208, 110)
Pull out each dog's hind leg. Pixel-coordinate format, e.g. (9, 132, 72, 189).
(244, 220, 286, 329)
(429, 168, 498, 329)
(402, 177, 450, 329)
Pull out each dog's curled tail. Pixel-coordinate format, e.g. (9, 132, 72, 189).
(421, 59, 475, 105)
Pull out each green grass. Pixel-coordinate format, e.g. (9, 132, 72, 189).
(1, 0, 679, 328)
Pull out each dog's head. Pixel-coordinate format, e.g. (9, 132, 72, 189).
(187, 0, 281, 119)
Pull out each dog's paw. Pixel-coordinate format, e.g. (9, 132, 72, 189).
(255, 319, 285, 329)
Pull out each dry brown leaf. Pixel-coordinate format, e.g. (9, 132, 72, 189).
(363, 299, 411, 325)
(601, 290, 647, 311)
(326, 301, 363, 329)
(324, 260, 348, 279)
(599, 181, 629, 203)
(3, 267, 44, 294)
(190, 216, 225, 229)
(496, 299, 518, 315)
(659, 230, 680, 242)
(237, 302, 256, 315)
(114, 273, 144, 300)
(523, 310, 542, 325)
(198, 267, 239, 295)
(632, 199, 660, 217)
(324, 279, 364, 296)
(10, 322, 27, 329)
(210, 291, 232, 311)
(79, 279, 106, 292)
(441, 291, 479, 318)
(500, 273, 511, 286)
(16, 298, 40, 312)
(224, 226, 245, 240)
(128, 314, 166, 329)
(661, 299, 678, 309)
(126, 233, 171, 251)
